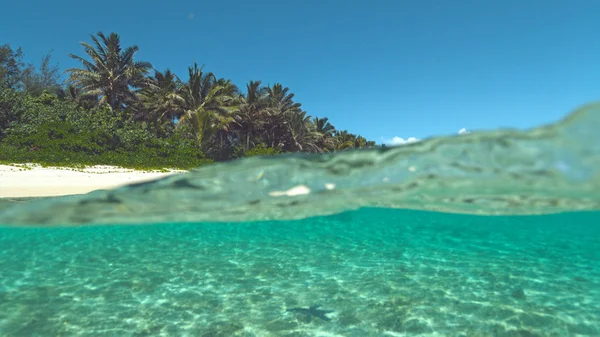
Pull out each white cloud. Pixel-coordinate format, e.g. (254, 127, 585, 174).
(383, 128, 471, 146)
(383, 136, 420, 146)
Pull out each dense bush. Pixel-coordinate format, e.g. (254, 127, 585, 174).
(0, 88, 29, 140)
(240, 144, 281, 157)
(0, 89, 212, 169)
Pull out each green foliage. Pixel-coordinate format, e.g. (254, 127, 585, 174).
(0, 44, 24, 90)
(66, 32, 152, 110)
(234, 143, 281, 158)
(20, 52, 62, 97)
(0, 88, 27, 139)
(0, 89, 211, 169)
(0, 45, 62, 96)
(1, 32, 381, 170)
(246, 144, 281, 157)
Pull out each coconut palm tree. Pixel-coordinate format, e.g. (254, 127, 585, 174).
(176, 63, 239, 152)
(208, 77, 242, 159)
(56, 84, 99, 110)
(313, 116, 337, 152)
(136, 69, 182, 123)
(284, 111, 320, 152)
(175, 63, 216, 145)
(333, 130, 356, 151)
(360, 137, 377, 148)
(235, 80, 267, 151)
(65, 31, 152, 111)
(262, 83, 302, 148)
(353, 135, 369, 148)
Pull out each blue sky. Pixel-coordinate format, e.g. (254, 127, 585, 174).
(1, 0, 599, 144)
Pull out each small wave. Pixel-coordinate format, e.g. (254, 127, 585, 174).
(1, 102, 599, 227)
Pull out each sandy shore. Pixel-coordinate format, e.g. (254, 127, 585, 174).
(0, 164, 187, 198)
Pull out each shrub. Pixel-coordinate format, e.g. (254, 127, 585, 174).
(0, 89, 213, 170)
(241, 144, 281, 157)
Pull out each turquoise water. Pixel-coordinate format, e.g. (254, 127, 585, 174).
(1, 103, 600, 336)
(0, 209, 599, 336)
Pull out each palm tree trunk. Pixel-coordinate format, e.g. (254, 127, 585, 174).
(219, 133, 224, 161)
(271, 130, 275, 148)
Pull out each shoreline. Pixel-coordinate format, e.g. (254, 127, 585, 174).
(0, 163, 187, 198)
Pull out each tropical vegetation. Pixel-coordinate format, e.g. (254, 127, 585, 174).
(0, 32, 376, 169)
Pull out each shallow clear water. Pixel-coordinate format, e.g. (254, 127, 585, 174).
(1, 209, 599, 336)
(1, 103, 599, 336)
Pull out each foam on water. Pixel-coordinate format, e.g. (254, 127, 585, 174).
(0, 103, 599, 336)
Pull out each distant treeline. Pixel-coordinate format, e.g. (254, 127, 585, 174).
(0, 32, 378, 169)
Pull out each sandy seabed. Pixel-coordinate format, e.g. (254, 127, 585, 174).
(0, 210, 598, 336)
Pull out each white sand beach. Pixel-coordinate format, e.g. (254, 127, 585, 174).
(0, 164, 187, 198)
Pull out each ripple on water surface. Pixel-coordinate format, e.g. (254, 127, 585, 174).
(0, 103, 599, 336)
(0, 209, 598, 336)
(1, 102, 600, 227)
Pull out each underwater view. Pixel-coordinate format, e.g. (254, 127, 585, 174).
(1, 104, 599, 336)
(0, 209, 599, 336)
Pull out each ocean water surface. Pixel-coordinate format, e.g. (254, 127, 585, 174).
(0, 103, 599, 336)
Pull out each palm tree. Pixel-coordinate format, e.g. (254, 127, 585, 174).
(333, 130, 356, 151)
(262, 83, 302, 148)
(214, 77, 241, 99)
(176, 63, 239, 153)
(65, 32, 152, 111)
(362, 138, 377, 148)
(235, 80, 267, 151)
(56, 84, 98, 110)
(313, 116, 337, 152)
(136, 69, 182, 123)
(353, 135, 369, 148)
(284, 111, 319, 152)
(175, 63, 216, 146)
(209, 77, 241, 159)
